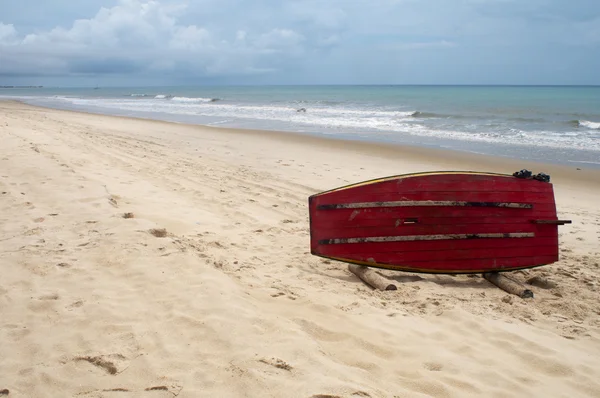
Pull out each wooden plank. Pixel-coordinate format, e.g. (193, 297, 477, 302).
(317, 190, 556, 205)
(315, 236, 558, 256)
(317, 201, 533, 210)
(319, 232, 535, 245)
(310, 207, 557, 225)
(311, 223, 558, 241)
(311, 215, 554, 229)
(312, 203, 557, 216)
(336, 255, 559, 273)
(315, 176, 553, 199)
(337, 245, 557, 263)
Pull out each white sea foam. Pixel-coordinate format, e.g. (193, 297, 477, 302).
(568, 160, 600, 165)
(302, 107, 418, 118)
(22, 95, 600, 153)
(170, 96, 215, 103)
(579, 120, 600, 129)
(207, 120, 233, 125)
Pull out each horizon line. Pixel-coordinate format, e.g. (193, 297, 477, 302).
(3, 83, 600, 89)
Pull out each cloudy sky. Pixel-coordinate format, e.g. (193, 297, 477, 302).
(1, 0, 599, 86)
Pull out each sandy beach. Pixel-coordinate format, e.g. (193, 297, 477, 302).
(2, 100, 600, 397)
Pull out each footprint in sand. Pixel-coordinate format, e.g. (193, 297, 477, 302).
(108, 195, 119, 207)
(66, 300, 84, 311)
(145, 386, 169, 391)
(82, 383, 181, 395)
(73, 354, 128, 375)
(423, 362, 444, 371)
(38, 293, 59, 301)
(258, 357, 293, 371)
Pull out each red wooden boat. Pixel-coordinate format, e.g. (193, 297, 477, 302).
(308, 171, 571, 274)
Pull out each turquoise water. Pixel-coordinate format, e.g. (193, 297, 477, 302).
(2, 85, 599, 167)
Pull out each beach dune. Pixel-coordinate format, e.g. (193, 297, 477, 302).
(1, 101, 600, 397)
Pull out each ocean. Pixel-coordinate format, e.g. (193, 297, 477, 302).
(2, 85, 599, 168)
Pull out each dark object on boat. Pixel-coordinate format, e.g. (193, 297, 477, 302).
(513, 169, 532, 179)
(512, 169, 550, 183)
(533, 172, 550, 183)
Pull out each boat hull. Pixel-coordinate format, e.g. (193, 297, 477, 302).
(308, 172, 562, 274)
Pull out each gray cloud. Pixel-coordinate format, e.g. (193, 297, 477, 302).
(0, 0, 314, 80)
(0, 0, 599, 85)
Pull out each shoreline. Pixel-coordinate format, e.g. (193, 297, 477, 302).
(2, 99, 600, 397)
(6, 100, 600, 183)
(8, 96, 600, 170)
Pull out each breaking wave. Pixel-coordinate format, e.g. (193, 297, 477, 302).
(578, 120, 600, 130)
(170, 96, 219, 103)
(128, 94, 220, 102)
(411, 111, 442, 118)
(15, 92, 600, 155)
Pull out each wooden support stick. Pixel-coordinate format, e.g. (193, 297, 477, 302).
(483, 272, 533, 299)
(348, 264, 398, 291)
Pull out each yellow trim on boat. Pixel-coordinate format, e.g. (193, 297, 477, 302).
(311, 171, 512, 196)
